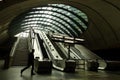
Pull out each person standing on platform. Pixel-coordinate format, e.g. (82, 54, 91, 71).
(21, 49, 35, 76)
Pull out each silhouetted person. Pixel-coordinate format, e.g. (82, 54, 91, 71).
(21, 49, 35, 76)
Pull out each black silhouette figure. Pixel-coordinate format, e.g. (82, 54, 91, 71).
(21, 49, 35, 76)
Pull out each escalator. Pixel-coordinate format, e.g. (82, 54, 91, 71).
(47, 35, 67, 59)
(47, 34, 107, 71)
(45, 34, 76, 72)
(36, 33, 48, 59)
(33, 33, 52, 74)
(74, 45, 107, 70)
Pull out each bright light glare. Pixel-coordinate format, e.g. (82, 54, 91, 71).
(14, 32, 29, 37)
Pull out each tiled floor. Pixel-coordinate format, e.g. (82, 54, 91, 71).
(0, 60, 120, 80)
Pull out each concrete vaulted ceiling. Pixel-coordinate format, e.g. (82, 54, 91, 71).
(0, 0, 120, 50)
(9, 4, 88, 38)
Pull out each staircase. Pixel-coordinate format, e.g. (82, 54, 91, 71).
(11, 37, 29, 66)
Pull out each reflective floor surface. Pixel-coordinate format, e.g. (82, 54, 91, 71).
(0, 60, 120, 80)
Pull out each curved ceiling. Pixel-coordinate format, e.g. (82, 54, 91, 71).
(0, 0, 120, 50)
(9, 4, 88, 38)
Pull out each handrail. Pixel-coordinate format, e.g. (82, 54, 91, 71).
(10, 37, 20, 57)
(33, 34, 44, 61)
(40, 31, 62, 60)
(6, 37, 20, 68)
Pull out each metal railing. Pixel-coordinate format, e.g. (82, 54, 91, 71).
(7, 37, 20, 68)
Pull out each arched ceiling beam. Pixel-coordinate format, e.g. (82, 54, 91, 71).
(22, 16, 78, 37)
(9, 22, 68, 36)
(30, 8, 85, 32)
(34, 20, 73, 37)
(22, 23, 65, 34)
(47, 4, 88, 26)
(38, 24, 64, 34)
(42, 27, 61, 33)
(21, 20, 72, 36)
(103, 0, 120, 11)
(21, 24, 64, 34)
(9, 18, 72, 37)
(26, 12, 82, 35)
(11, 14, 77, 37)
